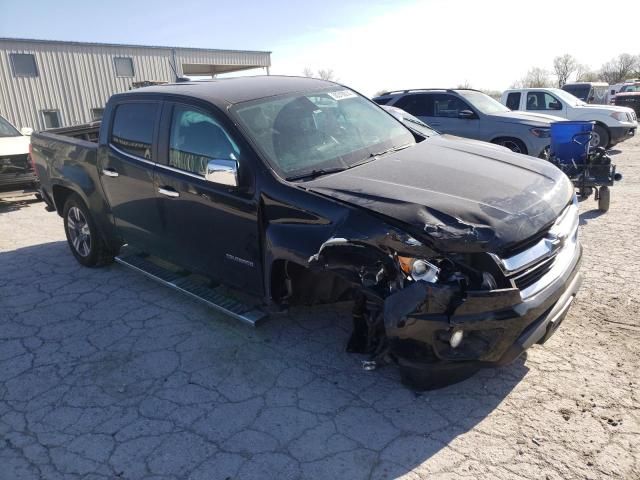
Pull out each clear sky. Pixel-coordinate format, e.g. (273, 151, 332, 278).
(2, 0, 638, 96)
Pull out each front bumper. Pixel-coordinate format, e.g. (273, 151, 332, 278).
(384, 241, 582, 373)
(525, 136, 551, 159)
(609, 125, 636, 146)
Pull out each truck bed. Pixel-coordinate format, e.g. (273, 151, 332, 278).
(31, 124, 100, 210)
(45, 121, 101, 143)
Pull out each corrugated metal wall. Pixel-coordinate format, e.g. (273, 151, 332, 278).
(0, 39, 271, 130)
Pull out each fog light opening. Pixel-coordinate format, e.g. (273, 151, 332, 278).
(449, 330, 464, 349)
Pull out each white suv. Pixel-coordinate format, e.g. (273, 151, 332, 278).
(501, 87, 637, 149)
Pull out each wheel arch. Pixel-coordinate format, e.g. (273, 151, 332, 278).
(489, 136, 528, 154)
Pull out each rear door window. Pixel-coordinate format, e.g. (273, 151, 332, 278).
(394, 94, 434, 116)
(506, 92, 521, 110)
(110, 102, 159, 160)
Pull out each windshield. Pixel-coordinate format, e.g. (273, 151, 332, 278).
(233, 88, 414, 179)
(456, 90, 510, 114)
(552, 88, 587, 106)
(0, 115, 21, 138)
(621, 84, 640, 92)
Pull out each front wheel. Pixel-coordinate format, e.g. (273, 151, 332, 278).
(492, 137, 528, 155)
(63, 194, 114, 267)
(591, 125, 610, 149)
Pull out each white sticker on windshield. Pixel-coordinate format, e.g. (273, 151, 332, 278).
(327, 89, 357, 100)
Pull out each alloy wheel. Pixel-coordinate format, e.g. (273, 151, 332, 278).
(67, 206, 91, 257)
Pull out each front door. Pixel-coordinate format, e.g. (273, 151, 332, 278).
(525, 91, 566, 116)
(425, 93, 481, 140)
(98, 101, 164, 253)
(153, 102, 263, 296)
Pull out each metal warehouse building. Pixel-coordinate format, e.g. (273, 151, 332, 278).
(0, 38, 272, 131)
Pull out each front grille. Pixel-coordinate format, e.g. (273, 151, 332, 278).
(511, 256, 555, 290)
(492, 201, 579, 298)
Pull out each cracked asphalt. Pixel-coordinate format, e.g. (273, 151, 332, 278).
(1, 136, 639, 480)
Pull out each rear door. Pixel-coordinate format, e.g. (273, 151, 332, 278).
(505, 92, 522, 110)
(99, 101, 164, 252)
(153, 101, 263, 296)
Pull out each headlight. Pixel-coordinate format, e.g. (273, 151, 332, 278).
(530, 127, 550, 138)
(610, 111, 628, 121)
(398, 256, 440, 283)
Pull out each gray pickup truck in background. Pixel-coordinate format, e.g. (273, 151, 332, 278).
(373, 88, 563, 158)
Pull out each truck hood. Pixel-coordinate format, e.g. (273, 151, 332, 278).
(0, 135, 30, 156)
(304, 136, 573, 253)
(573, 103, 635, 115)
(488, 111, 564, 126)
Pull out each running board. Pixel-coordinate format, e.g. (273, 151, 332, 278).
(114, 253, 267, 327)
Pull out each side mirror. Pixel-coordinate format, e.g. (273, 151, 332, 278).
(458, 110, 475, 119)
(549, 102, 562, 110)
(588, 96, 595, 103)
(205, 159, 238, 187)
(20, 127, 33, 136)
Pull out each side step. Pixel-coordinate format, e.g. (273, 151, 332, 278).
(114, 252, 267, 327)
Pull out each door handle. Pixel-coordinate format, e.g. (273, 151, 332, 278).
(158, 187, 180, 198)
(102, 168, 119, 177)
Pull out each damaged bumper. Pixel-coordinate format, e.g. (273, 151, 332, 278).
(385, 237, 582, 373)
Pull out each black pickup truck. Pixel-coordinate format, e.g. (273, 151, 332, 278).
(32, 76, 582, 388)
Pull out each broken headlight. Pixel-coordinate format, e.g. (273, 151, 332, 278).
(397, 256, 440, 283)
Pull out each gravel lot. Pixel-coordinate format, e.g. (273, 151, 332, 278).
(1, 136, 638, 480)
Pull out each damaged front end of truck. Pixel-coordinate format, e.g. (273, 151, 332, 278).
(304, 195, 582, 390)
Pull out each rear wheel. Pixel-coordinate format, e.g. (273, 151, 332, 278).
(598, 186, 610, 212)
(591, 125, 610, 149)
(492, 137, 528, 155)
(63, 194, 114, 267)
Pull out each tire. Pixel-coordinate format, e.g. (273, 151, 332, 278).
(598, 186, 610, 212)
(591, 125, 610, 149)
(492, 137, 528, 155)
(62, 194, 114, 267)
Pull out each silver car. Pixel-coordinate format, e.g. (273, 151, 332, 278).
(373, 88, 563, 157)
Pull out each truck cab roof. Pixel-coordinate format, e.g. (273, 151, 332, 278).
(114, 75, 338, 108)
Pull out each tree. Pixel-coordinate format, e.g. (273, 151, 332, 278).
(302, 67, 338, 81)
(599, 54, 639, 84)
(519, 67, 553, 88)
(317, 69, 337, 81)
(575, 64, 599, 82)
(553, 54, 578, 87)
(457, 80, 472, 89)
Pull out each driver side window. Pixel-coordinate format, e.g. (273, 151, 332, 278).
(169, 106, 240, 176)
(526, 92, 562, 111)
(432, 94, 472, 118)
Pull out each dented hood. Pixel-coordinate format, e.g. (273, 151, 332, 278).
(304, 136, 574, 253)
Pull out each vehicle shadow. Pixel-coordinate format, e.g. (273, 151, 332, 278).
(579, 209, 605, 225)
(606, 148, 622, 156)
(1, 241, 530, 478)
(0, 195, 41, 214)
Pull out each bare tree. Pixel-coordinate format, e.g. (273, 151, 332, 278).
(553, 54, 578, 87)
(302, 67, 338, 81)
(575, 64, 599, 82)
(599, 54, 639, 84)
(520, 67, 553, 88)
(317, 69, 337, 81)
(457, 80, 472, 89)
